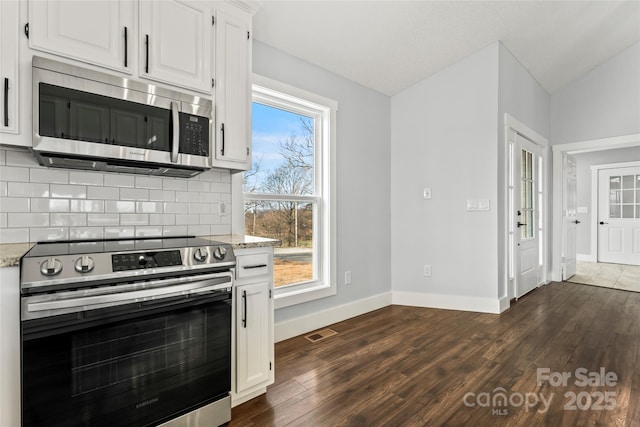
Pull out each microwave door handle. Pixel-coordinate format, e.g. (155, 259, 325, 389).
(171, 101, 179, 162)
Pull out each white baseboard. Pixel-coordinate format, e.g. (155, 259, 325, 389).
(576, 254, 597, 262)
(391, 291, 505, 314)
(274, 292, 392, 342)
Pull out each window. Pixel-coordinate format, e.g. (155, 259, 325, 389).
(244, 75, 337, 308)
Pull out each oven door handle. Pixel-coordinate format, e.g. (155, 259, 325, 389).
(25, 275, 231, 315)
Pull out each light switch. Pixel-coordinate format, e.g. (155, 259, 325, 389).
(423, 187, 432, 199)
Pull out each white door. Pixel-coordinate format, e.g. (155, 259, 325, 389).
(29, 0, 133, 73)
(139, 0, 212, 93)
(562, 154, 578, 279)
(0, 0, 19, 135)
(514, 135, 542, 297)
(597, 167, 640, 265)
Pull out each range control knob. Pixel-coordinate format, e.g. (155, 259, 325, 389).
(138, 255, 148, 266)
(74, 255, 95, 273)
(213, 246, 227, 261)
(40, 258, 63, 276)
(194, 248, 208, 262)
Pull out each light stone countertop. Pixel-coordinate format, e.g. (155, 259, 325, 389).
(0, 235, 280, 268)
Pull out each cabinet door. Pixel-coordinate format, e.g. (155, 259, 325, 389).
(236, 281, 271, 392)
(0, 0, 19, 134)
(214, 8, 251, 169)
(139, 0, 212, 93)
(29, 0, 133, 73)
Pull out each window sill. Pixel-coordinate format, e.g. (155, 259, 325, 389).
(274, 280, 336, 309)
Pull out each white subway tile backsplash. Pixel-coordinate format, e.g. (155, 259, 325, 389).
(135, 226, 163, 237)
(88, 186, 120, 200)
(70, 227, 104, 240)
(149, 214, 175, 226)
(163, 179, 188, 191)
(188, 225, 210, 236)
(0, 197, 30, 212)
(0, 148, 231, 243)
(105, 200, 135, 213)
(31, 199, 70, 212)
(104, 174, 135, 188)
(9, 213, 49, 227)
(135, 176, 163, 189)
(30, 168, 69, 184)
(0, 228, 29, 243)
(69, 171, 104, 186)
(50, 184, 87, 199)
(120, 214, 148, 226)
(149, 190, 175, 202)
(70, 200, 105, 213)
(163, 202, 188, 214)
(189, 203, 211, 214)
(8, 182, 49, 198)
(30, 227, 69, 242)
(187, 180, 210, 192)
(51, 213, 87, 227)
(5, 150, 37, 167)
(87, 213, 120, 226)
(136, 202, 162, 213)
(175, 214, 199, 225)
(120, 188, 149, 201)
(0, 166, 29, 182)
(211, 224, 232, 235)
(210, 182, 231, 193)
(104, 227, 135, 239)
(176, 192, 199, 203)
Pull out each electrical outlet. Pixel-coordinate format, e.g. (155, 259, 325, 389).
(345, 271, 352, 285)
(218, 201, 227, 216)
(423, 265, 432, 277)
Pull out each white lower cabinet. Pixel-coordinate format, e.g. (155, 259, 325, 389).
(0, 267, 20, 427)
(232, 247, 274, 406)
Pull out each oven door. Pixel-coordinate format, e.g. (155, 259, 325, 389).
(21, 278, 232, 427)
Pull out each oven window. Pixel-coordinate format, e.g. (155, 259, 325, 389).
(22, 292, 231, 427)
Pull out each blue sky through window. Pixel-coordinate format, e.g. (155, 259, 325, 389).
(251, 102, 311, 174)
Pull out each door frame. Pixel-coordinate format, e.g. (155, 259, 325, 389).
(504, 114, 549, 301)
(551, 133, 640, 282)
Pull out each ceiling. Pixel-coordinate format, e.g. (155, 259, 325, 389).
(252, 1, 640, 96)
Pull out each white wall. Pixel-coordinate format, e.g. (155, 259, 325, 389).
(573, 147, 640, 256)
(252, 41, 392, 325)
(497, 43, 550, 298)
(390, 43, 501, 311)
(551, 41, 640, 144)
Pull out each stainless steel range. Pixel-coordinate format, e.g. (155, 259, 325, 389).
(20, 236, 235, 427)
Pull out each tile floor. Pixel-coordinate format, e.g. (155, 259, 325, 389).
(568, 261, 640, 292)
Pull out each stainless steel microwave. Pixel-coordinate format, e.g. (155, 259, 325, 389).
(32, 56, 212, 178)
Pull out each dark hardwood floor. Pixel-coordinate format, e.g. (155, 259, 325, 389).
(231, 282, 640, 426)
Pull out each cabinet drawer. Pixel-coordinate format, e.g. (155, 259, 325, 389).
(237, 253, 270, 279)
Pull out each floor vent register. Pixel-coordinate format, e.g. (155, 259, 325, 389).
(304, 328, 338, 343)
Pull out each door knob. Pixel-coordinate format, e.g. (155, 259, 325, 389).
(573, 220, 581, 224)
(517, 221, 526, 228)
(599, 221, 608, 225)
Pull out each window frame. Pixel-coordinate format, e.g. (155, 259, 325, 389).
(245, 74, 337, 309)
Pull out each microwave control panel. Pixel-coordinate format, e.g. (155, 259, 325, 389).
(179, 113, 210, 156)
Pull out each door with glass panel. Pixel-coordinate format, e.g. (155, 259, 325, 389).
(597, 166, 640, 265)
(514, 135, 543, 297)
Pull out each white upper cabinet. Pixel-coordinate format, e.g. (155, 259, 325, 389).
(139, 0, 212, 93)
(29, 0, 133, 73)
(213, 7, 251, 170)
(1, 0, 19, 135)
